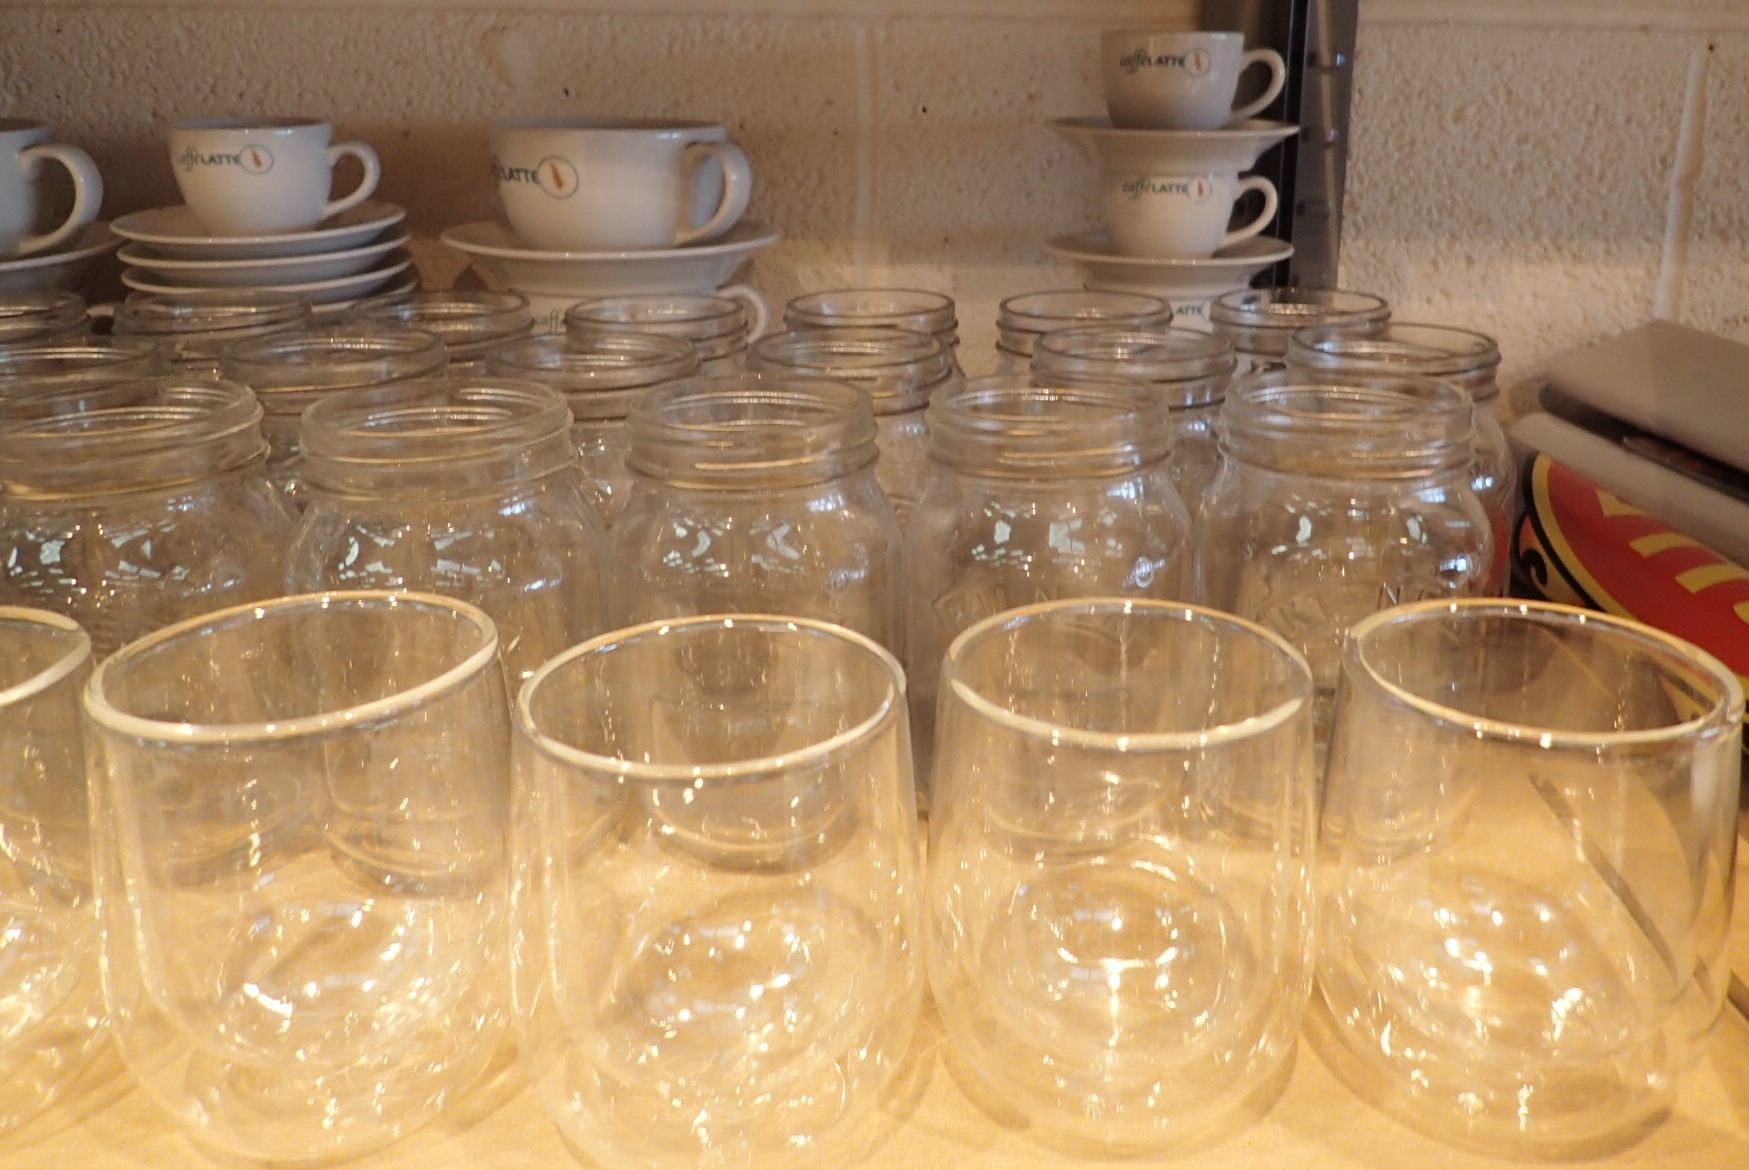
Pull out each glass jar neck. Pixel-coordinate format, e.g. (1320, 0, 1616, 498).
(1209, 287, 1390, 360)
(565, 295, 748, 363)
(0, 292, 88, 347)
(346, 292, 535, 362)
(220, 325, 450, 419)
(489, 333, 701, 422)
(927, 376, 1173, 480)
(783, 289, 960, 349)
(996, 290, 1173, 361)
(626, 373, 879, 491)
(1032, 327, 1237, 410)
(114, 292, 312, 366)
(0, 378, 269, 499)
(299, 378, 577, 502)
(750, 328, 952, 415)
(1286, 323, 1501, 404)
(1221, 373, 1475, 479)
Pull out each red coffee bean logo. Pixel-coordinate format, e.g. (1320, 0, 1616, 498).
(1189, 176, 1214, 203)
(239, 144, 274, 175)
(536, 156, 579, 199)
(1187, 48, 1212, 77)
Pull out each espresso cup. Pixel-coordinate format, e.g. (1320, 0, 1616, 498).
(169, 118, 381, 236)
(1102, 31, 1287, 130)
(1102, 171, 1279, 259)
(0, 119, 103, 258)
(489, 119, 752, 252)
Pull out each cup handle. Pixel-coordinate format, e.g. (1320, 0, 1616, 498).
(14, 143, 103, 256)
(323, 140, 382, 222)
(674, 141, 752, 247)
(1230, 49, 1288, 122)
(718, 282, 771, 340)
(1221, 176, 1279, 250)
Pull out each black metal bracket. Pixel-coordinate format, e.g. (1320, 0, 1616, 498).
(1200, 0, 1358, 289)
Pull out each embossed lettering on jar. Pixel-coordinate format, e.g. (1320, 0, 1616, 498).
(612, 373, 902, 650)
(286, 377, 608, 684)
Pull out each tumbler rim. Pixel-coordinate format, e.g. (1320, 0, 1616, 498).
(0, 606, 90, 706)
(1345, 598, 1743, 748)
(942, 597, 1313, 750)
(84, 590, 499, 744)
(515, 612, 906, 784)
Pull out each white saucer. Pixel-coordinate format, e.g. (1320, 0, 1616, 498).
(440, 220, 781, 298)
(1049, 118, 1299, 173)
(122, 252, 414, 305)
(1046, 232, 1292, 294)
(0, 223, 121, 293)
(118, 229, 412, 288)
(111, 201, 407, 261)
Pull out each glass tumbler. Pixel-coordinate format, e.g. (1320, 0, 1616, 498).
(749, 326, 955, 525)
(113, 289, 312, 376)
(613, 373, 903, 651)
(83, 591, 512, 1162)
(487, 330, 700, 524)
(0, 292, 88, 349)
(0, 608, 103, 1129)
(1031, 325, 1238, 511)
(288, 377, 608, 685)
(346, 290, 535, 373)
(566, 294, 753, 374)
(513, 615, 923, 1170)
(1208, 286, 1390, 369)
(992, 289, 1172, 373)
(927, 599, 1316, 1152)
(784, 288, 965, 375)
(219, 323, 448, 507)
(0, 377, 294, 658)
(1318, 599, 1743, 1156)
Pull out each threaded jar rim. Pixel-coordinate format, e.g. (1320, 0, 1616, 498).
(220, 323, 448, 414)
(344, 290, 535, 360)
(927, 373, 1174, 479)
(1032, 326, 1236, 408)
(1221, 370, 1476, 478)
(750, 327, 953, 415)
(1286, 322, 1502, 402)
(1208, 287, 1390, 359)
(488, 331, 701, 420)
(996, 289, 1173, 359)
(784, 288, 959, 343)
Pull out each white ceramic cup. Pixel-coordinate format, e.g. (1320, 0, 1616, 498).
(169, 117, 381, 236)
(489, 119, 752, 252)
(1101, 170, 1279, 259)
(0, 119, 103, 258)
(1102, 30, 1287, 130)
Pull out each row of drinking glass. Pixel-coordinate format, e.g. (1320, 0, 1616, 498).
(3, 586, 1738, 1165)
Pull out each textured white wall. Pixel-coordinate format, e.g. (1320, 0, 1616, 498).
(1, 0, 1744, 391)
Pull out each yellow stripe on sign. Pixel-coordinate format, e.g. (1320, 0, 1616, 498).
(1598, 490, 1650, 519)
(1630, 531, 1704, 556)
(1676, 563, 1749, 593)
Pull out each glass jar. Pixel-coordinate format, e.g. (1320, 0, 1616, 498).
(0, 292, 87, 349)
(1284, 322, 1515, 576)
(487, 330, 700, 524)
(113, 290, 312, 376)
(565, 294, 749, 374)
(286, 377, 608, 686)
(993, 289, 1172, 373)
(905, 375, 1193, 798)
(1195, 371, 1493, 745)
(345, 290, 535, 373)
(1209, 287, 1390, 369)
(749, 327, 954, 525)
(784, 288, 965, 376)
(0, 337, 164, 403)
(0, 377, 294, 658)
(219, 323, 448, 507)
(612, 373, 902, 650)
(1031, 325, 1237, 511)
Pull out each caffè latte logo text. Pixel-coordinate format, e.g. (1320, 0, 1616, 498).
(1123, 176, 1213, 202)
(178, 144, 274, 174)
(493, 156, 579, 199)
(1119, 48, 1212, 77)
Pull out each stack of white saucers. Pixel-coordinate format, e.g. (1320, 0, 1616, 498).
(113, 201, 415, 313)
(0, 223, 121, 295)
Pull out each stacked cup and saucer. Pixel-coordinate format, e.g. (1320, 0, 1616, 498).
(1047, 29, 1298, 328)
(0, 118, 117, 293)
(112, 118, 413, 314)
(441, 118, 779, 333)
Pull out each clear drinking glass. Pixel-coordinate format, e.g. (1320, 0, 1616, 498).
(83, 591, 512, 1162)
(783, 288, 965, 375)
(0, 377, 294, 658)
(927, 599, 1316, 1152)
(0, 608, 104, 1129)
(219, 323, 448, 507)
(1318, 599, 1743, 1156)
(1031, 325, 1237, 510)
(0, 292, 88, 349)
(346, 290, 535, 373)
(512, 614, 923, 1170)
(113, 289, 312, 376)
(1285, 322, 1515, 573)
(613, 373, 903, 650)
(749, 326, 955, 525)
(487, 330, 701, 524)
(566, 294, 751, 374)
(993, 289, 1172, 373)
(1208, 286, 1390, 368)
(288, 377, 608, 685)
